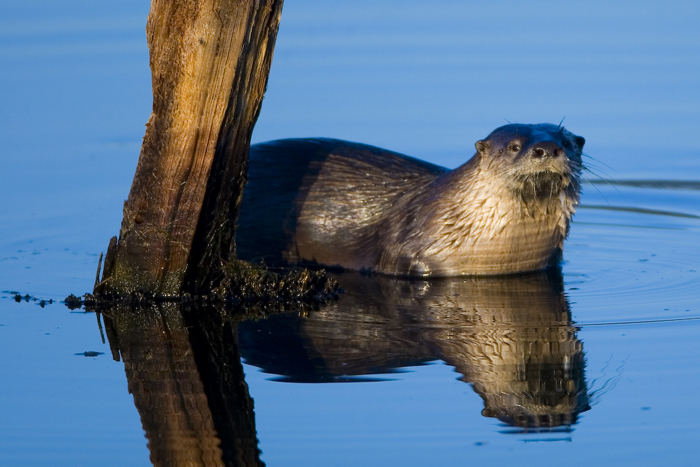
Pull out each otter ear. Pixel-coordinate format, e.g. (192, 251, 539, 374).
(575, 136, 585, 149)
(475, 140, 491, 154)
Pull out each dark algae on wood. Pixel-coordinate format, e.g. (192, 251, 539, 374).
(72, 259, 338, 313)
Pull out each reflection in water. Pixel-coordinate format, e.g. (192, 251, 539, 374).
(240, 270, 590, 429)
(102, 303, 264, 467)
(98, 270, 589, 466)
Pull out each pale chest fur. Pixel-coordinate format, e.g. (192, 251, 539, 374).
(380, 173, 577, 276)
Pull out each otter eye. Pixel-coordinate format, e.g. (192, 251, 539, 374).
(508, 143, 521, 152)
(561, 139, 571, 149)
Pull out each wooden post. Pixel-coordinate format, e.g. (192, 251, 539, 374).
(101, 0, 284, 295)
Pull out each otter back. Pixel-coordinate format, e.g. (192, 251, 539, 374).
(236, 138, 445, 270)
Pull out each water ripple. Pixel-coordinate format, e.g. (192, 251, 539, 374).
(566, 183, 700, 323)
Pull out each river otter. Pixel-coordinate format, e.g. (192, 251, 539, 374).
(237, 123, 584, 276)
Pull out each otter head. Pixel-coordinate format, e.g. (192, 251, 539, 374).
(475, 123, 585, 202)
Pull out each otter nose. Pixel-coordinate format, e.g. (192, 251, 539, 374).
(530, 141, 563, 159)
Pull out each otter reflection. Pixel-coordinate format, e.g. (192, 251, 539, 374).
(239, 270, 590, 428)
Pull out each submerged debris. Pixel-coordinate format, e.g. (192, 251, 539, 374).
(3, 292, 55, 307)
(64, 294, 83, 310)
(75, 351, 104, 357)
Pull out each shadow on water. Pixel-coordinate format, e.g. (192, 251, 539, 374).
(97, 268, 590, 465)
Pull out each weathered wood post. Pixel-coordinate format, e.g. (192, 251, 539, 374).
(99, 0, 284, 295)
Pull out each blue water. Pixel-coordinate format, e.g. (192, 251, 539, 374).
(1, 1, 699, 465)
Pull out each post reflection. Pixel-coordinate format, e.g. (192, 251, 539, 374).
(239, 270, 590, 429)
(102, 303, 264, 467)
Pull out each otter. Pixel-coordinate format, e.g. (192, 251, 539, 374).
(237, 123, 584, 276)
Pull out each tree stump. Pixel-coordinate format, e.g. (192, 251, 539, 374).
(99, 0, 284, 295)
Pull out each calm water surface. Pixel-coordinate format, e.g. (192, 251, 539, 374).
(0, 1, 698, 465)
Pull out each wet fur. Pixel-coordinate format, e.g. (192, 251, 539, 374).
(237, 124, 584, 276)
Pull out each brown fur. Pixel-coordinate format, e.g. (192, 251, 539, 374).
(237, 123, 584, 276)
